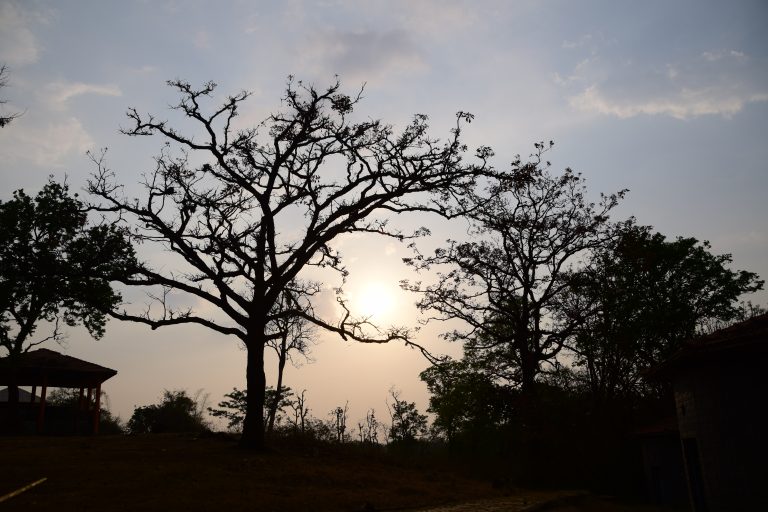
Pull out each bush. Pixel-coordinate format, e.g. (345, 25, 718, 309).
(46, 387, 126, 434)
(128, 389, 209, 434)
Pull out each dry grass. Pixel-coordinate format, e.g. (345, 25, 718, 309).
(1, 434, 516, 511)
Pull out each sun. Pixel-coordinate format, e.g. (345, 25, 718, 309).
(355, 282, 396, 320)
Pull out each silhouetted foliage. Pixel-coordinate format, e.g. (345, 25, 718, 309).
(357, 408, 382, 444)
(88, 78, 491, 448)
(329, 402, 349, 443)
(404, 142, 624, 399)
(564, 223, 764, 408)
(128, 389, 208, 434)
(417, 218, 764, 490)
(265, 295, 315, 433)
(47, 387, 125, 434)
(287, 389, 310, 434)
(208, 386, 298, 433)
(420, 359, 511, 444)
(0, 65, 21, 128)
(208, 387, 248, 432)
(0, 180, 136, 357)
(387, 390, 428, 443)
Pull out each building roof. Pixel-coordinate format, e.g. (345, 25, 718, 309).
(652, 313, 768, 376)
(0, 348, 117, 387)
(0, 387, 39, 402)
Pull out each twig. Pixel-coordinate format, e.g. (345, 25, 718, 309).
(0, 477, 48, 503)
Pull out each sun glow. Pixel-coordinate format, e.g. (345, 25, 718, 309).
(355, 282, 397, 320)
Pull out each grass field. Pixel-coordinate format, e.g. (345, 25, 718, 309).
(0, 434, 686, 511)
(0, 434, 521, 511)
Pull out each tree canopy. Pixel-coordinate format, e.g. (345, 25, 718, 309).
(128, 389, 208, 434)
(88, 78, 492, 448)
(564, 223, 764, 407)
(0, 180, 136, 357)
(404, 143, 625, 398)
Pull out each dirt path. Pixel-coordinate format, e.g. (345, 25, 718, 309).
(414, 491, 588, 512)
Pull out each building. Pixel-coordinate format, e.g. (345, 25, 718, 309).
(654, 313, 767, 511)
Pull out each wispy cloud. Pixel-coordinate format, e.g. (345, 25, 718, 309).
(560, 47, 767, 120)
(3, 117, 94, 167)
(300, 29, 427, 83)
(562, 34, 593, 49)
(702, 49, 747, 62)
(0, 2, 49, 65)
(45, 81, 122, 110)
(570, 84, 768, 119)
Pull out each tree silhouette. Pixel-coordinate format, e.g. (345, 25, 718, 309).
(208, 386, 293, 432)
(128, 389, 208, 434)
(387, 389, 427, 443)
(287, 389, 310, 434)
(565, 223, 764, 408)
(330, 402, 349, 442)
(0, 180, 136, 358)
(264, 292, 314, 433)
(88, 78, 490, 448)
(0, 65, 22, 128)
(404, 143, 624, 400)
(420, 358, 509, 444)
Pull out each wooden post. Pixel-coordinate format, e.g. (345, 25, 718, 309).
(36, 378, 47, 434)
(30, 386, 37, 403)
(74, 387, 85, 433)
(92, 384, 101, 435)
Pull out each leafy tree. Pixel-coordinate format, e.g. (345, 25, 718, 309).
(0, 180, 136, 358)
(208, 386, 294, 433)
(88, 78, 490, 448)
(128, 389, 208, 434)
(420, 358, 510, 444)
(565, 224, 764, 407)
(207, 387, 248, 432)
(404, 143, 624, 400)
(387, 390, 428, 443)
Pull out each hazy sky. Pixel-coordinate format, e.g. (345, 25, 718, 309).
(1, 0, 766, 428)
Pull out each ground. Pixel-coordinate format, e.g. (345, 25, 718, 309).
(0, 435, 685, 511)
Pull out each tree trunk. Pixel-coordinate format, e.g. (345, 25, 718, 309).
(267, 333, 288, 433)
(517, 337, 538, 401)
(240, 342, 266, 449)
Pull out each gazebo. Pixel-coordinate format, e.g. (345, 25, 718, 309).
(0, 348, 117, 435)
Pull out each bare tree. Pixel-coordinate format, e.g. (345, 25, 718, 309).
(264, 291, 315, 433)
(330, 402, 349, 443)
(403, 143, 625, 401)
(358, 408, 381, 444)
(287, 389, 310, 434)
(0, 65, 22, 128)
(88, 78, 490, 448)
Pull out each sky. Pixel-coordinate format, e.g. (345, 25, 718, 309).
(1, 0, 767, 429)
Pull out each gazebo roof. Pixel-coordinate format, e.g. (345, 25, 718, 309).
(0, 348, 117, 387)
